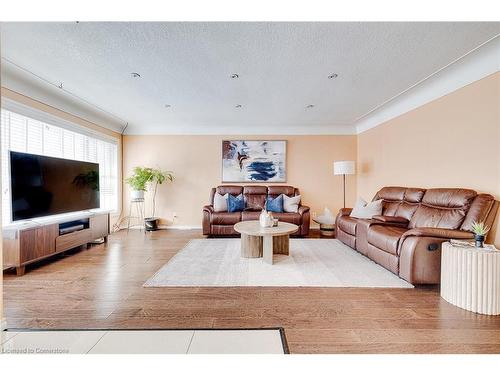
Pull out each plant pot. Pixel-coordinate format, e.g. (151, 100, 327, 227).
(144, 217, 160, 231)
(474, 234, 485, 248)
(131, 190, 145, 200)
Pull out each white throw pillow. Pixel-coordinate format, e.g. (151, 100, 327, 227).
(350, 197, 383, 219)
(283, 194, 301, 213)
(213, 192, 229, 212)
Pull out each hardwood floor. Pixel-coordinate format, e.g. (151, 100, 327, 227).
(3, 229, 500, 354)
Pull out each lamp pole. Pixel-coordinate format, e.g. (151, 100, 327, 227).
(343, 174, 346, 208)
(334, 160, 355, 209)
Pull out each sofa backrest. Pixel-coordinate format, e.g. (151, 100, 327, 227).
(243, 186, 267, 210)
(210, 185, 300, 209)
(267, 186, 300, 199)
(408, 188, 477, 229)
(373, 186, 499, 233)
(373, 186, 426, 220)
(461, 194, 498, 232)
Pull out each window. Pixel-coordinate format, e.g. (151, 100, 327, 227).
(1, 107, 119, 224)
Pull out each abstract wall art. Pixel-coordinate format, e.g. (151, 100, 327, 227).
(222, 140, 286, 182)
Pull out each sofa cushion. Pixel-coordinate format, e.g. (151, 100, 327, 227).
(461, 194, 496, 231)
(367, 225, 407, 255)
(338, 215, 359, 236)
(422, 188, 476, 208)
(375, 186, 406, 201)
(272, 212, 301, 225)
(404, 188, 426, 203)
(374, 187, 426, 217)
(409, 205, 468, 230)
(210, 212, 242, 225)
(241, 211, 260, 221)
(245, 194, 266, 210)
(217, 185, 243, 196)
(372, 215, 409, 224)
(407, 189, 477, 230)
(395, 202, 419, 220)
(268, 186, 296, 198)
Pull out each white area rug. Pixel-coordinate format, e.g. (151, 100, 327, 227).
(144, 239, 413, 288)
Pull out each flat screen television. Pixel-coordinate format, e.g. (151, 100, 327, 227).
(10, 151, 100, 221)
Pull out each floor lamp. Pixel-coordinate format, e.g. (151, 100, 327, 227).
(334, 161, 356, 208)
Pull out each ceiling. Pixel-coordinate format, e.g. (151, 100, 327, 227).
(1, 22, 499, 134)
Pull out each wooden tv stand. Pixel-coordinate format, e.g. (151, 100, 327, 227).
(2, 211, 110, 276)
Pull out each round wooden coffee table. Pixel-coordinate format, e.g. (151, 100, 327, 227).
(234, 221, 299, 264)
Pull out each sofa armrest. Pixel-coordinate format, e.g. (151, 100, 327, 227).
(398, 228, 472, 284)
(298, 205, 310, 215)
(372, 215, 409, 225)
(203, 205, 214, 214)
(202, 205, 214, 235)
(401, 227, 474, 241)
(338, 208, 353, 217)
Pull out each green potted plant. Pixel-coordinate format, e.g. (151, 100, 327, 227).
(471, 221, 489, 248)
(125, 167, 152, 200)
(125, 167, 174, 231)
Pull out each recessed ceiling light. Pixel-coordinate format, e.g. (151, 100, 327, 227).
(131, 72, 141, 78)
(230, 73, 239, 79)
(328, 73, 338, 79)
(164, 104, 171, 108)
(306, 104, 315, 109)
(235, 104, 243, 108)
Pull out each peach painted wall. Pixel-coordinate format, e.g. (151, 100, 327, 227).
(122, 135, 357, 228)
(357, 72, 500, 247)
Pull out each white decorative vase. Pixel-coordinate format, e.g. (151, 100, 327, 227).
(259, 210, 273, 228)
(131, 190, 145, 200)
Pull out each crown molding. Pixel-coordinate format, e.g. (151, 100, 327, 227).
(124, 124, 356, 135)
(1, 61, 126, 134)
(355, 36, 500, 134)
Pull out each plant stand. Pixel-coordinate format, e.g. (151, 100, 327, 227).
(127, 198, 146, 233)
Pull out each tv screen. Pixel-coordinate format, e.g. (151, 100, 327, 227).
(10, 151, 100, 221)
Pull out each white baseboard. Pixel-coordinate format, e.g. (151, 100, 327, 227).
(1, 317, 7, 331)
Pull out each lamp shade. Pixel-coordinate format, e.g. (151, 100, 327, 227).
(333, 160, 355, 175)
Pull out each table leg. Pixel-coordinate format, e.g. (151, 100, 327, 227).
(273, 234, 289, 255)
(263, 235, 273, 264)
(241, 234, 263, 258)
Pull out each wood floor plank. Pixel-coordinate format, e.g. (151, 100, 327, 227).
(3, 228, 500, 353)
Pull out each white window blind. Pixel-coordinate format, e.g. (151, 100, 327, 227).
(1, 108, 118, 224)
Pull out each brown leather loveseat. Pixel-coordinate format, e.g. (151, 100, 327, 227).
(336, 187, 499, 284)
(203, 185, 310, 236)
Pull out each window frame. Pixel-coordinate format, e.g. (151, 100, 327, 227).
(1, 98, 120, 224)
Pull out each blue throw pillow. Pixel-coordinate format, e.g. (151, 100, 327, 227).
(227, 193, 245, 212)
(266, 194, 284, 213)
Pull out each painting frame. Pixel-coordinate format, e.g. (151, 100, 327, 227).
(221, 140, 287, 183)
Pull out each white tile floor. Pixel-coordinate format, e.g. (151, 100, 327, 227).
(0, 329, 285, 354)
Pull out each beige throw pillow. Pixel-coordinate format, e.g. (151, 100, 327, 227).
(213, 192, 229, 212)
(283, 194, 301, 213)
(350, 197, 383, 219)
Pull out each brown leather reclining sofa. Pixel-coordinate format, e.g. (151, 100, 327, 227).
(203, 185, 310, 236)
(336, 187, 499, 284)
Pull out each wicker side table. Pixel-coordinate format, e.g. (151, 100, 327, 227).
(441, 242, 500, 315)
(312, 219, 336, 237)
